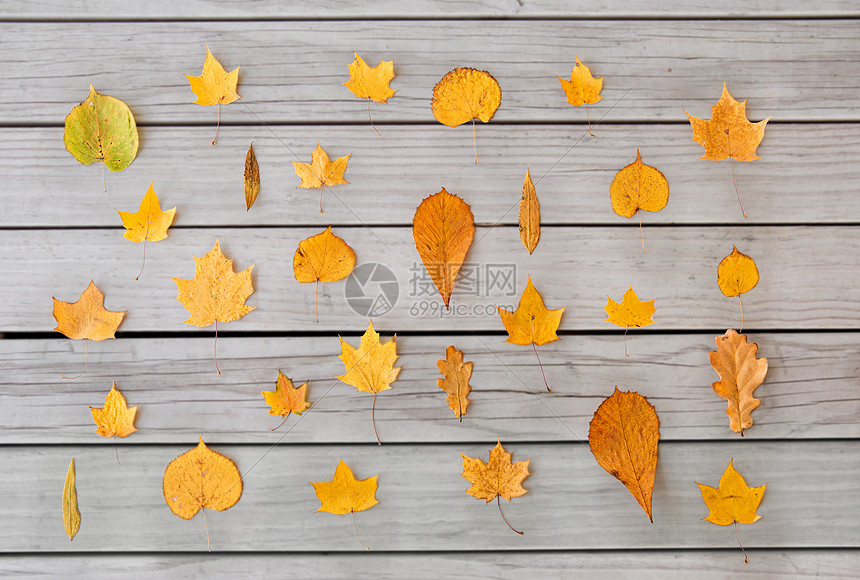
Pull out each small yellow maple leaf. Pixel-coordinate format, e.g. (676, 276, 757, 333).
(709, 329, 768, 436)
(343, 52, 396, 103)
(437, 345, 473, 421)
(686, 83, 769, 162)
(697, 459, 766, 525)
(185, 46, 240, 107)
(53, 280, 126, 341)
(460, 440, 530, 534)
(499, 275, 564, 347)
(605, 287, 656, 329)
(117, 182, 176, 243)
(89, 380, 138, 438)
(311, 458, 379, 515)
(291, 143, 351, 212)
(261, 371, 311, 430)
(559, 55, 603, 107)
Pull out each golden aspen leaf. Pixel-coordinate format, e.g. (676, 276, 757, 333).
(52, 280, 126, 341)
(64, 85, 139, 173)
(294, 226, 356, 284)
(499, 276, 564, 347)
(244, 143, 260, 211)
(292, 143, 351, 212)
(62, 458, 80, 541)
(717, 246, 759, 298)
(697, 459, 766, 525)
(588, 388, 660, 522)
(518, 169, 540, 254)
(412, 188, 475, 308)
(343, 52, 396, 103)
(709, 329, 768, 435)
(559, 55, 603, 107)
(163, 436, 242, 521)
(609, 150, 669, 219)
(686, 83, 769, 162)
(311, 458, 379, 515)
(437, 345, 473, 420)
(89, 380, 138, 438)
(172, 239, 256, 327)
(261, 370, 311, 420)
(605, 286, 656, 329)
(460, 440, 530, 534)
(117, 181, 175, 243)
(431, 67, 501, 127)
(185, 46, 240, 107)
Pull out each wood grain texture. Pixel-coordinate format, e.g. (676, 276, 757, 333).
(5, 123, 859, 227)
(4, 226, 858, 332)
(2, 551, 859, 579)
(1, 441, 856, 552)
(2, 333, 857, 444)
(2, 21, 858, 124)
(2, 0, 856, 19)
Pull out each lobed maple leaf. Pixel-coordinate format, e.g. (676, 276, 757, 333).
(185, 46, 240, 107)
(244, 143, 259, 211)
(53, 281, 126, 342)
(117, 182, 176, 279)
(605, 286, 656, 355)
(291, 144, 351, 212)
(344, 53, 397, 103)
(609, 150, 668, 252)
(293, 226, 356, 322)
(686, 84, 769, 163)
(260, 370, 311, 431)
(460, 440, 530, 534)
(310, 458, 379, 550)
(518, 169, 540, 255)
(437, 345, 473, 420)
(431, 67, 501, 163)
(588, 388, 660, 522)
(559, 55, 603, 135)
(89, 380, 138, 439)
(708, 329, 768, 436)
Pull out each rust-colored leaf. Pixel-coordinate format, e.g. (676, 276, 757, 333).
(709, 329, 768, 436)
(244, 143, 259, 210)
(437, 345, 473, 420)
(261, 370, 311, 430)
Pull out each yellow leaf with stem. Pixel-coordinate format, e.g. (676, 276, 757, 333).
(117, 182, 176, 279)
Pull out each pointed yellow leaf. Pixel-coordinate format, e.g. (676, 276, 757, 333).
(717, 246, 759, 297)
(686, 83, 769, 162)
(117, 182, 176, 243)
(609, 150, 669, 219)
(499, 275, 565, 346)
(697, 459, 766, 525)
(89, 380, 138, 438)
(336, 320, 402, 394)
(559, 55, 603, 107)
(52, 280, 126, 341)
(310, 458, 379, 515)
(62, 458, 80, 541)
(261, 371, 311, 417)
(244, 143, 260, 211)
(343, 52, 396, 103)
(185, 46, 240, 106)
(292, 143, 351, 189)
(518, 169, 540, 254)
(605, 286, 656, 328)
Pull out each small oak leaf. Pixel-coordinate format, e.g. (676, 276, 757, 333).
(89, 380, 138, 438)
(437, 346, 473, 420)
(709, 329, 768, 435)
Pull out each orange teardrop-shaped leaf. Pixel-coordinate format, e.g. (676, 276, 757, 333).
(412, 188, 475, 307)
(437, 346, 473, 419)
(588, 387, 660, 522)
(518, 169, 540, 254)
(709, 329, 768, 435)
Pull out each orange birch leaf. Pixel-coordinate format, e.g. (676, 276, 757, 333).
(708, 329, 768, 435)
(609, 150, 669, 250)
(89, 380, 138, 438)
(588, 387, 660, 522)
(412, 188, 475, 308)
(697, 459, 766, 526)
(437, 346, 473, 420)
(431, 67, 501, 127)
(460, 440, 530, 535)
(518, 169, 540, 254)
(294, 226, 356, 284)
(605, 286, 656, 329)
(244, 143, 260, 211)
(52, 280, 126, 341)
(685, 83, 769, 162)
(717, 246, 759, 297)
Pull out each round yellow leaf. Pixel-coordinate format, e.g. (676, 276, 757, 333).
(717, 246, 759, 297)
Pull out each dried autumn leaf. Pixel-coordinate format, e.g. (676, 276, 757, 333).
(460, 440, 530, 535)
(717, 245, 759, 331)
(709, 329, 768, 436)
(310, 458, 379, 550)
(62, 458, 80, 541)
(185, 46, 241, 145)
(64, 85, 139, 186)
(412, 188, 475, 308)
(336, 320, 402, 444)
(343, 52, 396, 135)
(89, 380, 138, 438)
(172, 240, 255, 374)
(293, 225, 356, 322)
(605, 286, 656, 356)
(261, 370, 311, 430)
(559, 55, 603, 135)
(291, 143, 351, 212)
(163, 436, 242, 551)
(498, 275, 565, 391)
(431, 67, 501, 163)
(518, 169, 540, 254)
(588, 388, 660, 522)
(244, 143, 259, 211)
(437, 345, 473, 421)
(609, 150, 668, 252)
(117, 181, 176, 279)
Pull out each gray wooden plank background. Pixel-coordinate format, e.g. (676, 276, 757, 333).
(1, 2, 858, 577)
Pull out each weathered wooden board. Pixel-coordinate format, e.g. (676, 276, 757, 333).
(5, 123, 858, 227)
(2, 550, 858, 579)
(3, 0, 856, 19)
(2, 21, 857, 124)
(1, 441, 856, 552)
(4, 226, 857, 332)
(2, 333, 856, 444)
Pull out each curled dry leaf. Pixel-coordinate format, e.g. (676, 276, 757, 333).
(291, 143, 351, 212)
(62, 458, 80, 541)
(412, 188, 475, 308)
(460, 440, 530, 535)
(64, 85, 139, 175)
(310, 458, 379, 550)
(89, 380, 138, 438)
(431, 67, 501, 163)
(518, 169, 540, 254)
(588, 387, 660, 522)
(261, 370, 311, 430)
(244, 143, 259, 211)
(293, 226, 356, 322)
(609, 150, 668, 252)
(709, 329, 768, 436)
(437, 345, 473, 420)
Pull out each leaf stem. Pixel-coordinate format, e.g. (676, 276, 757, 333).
(585, 104, 595, 137)
(372, 391, 381, 445)
(214, 320, 221, 376)
(202, 506, 211, 552)
(212, 104, 220, 146)
(727, 131, 747, 218)
(638, 211, 645, 253)
(114, 434, 120, 465)
(101, 162, 106, 193)
(269, 412, 291, 432)
(497, 496, 524, 535)
(63, 338, 88, 380)
(135, 237, 147, 281)
(739, 296, 744, 334)
(315, 280, 319, 324)
(368, 100, 380, 136)
(472, 118, 477, 165)
(532, 342, 550, 392)
(624, 326, 629, 358)
(735, 521, 749, 564)
(352, 510, 370, 550)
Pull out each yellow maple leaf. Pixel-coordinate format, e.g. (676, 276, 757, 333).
(336, 320, 402, 444)
(53, 280, 127, 342)
(431, 67, 501, 163)
(343, 52, 397, 135)
(518, 169, 540, 255)
(686, 83, 769, 162)
(310, 458, 379, 549)
(89, 380, 138, 438)
(293, 226, 356, 322)
(260, 370, 311, 430)
(291, 143, 351, 212)
(185, 46, 240, 107)
(605, 287, 656, 328)
(609, 150, 669, 252)
(460, 440, 530, 534)
(117, 182, 176, 279)
(697, 460, 766, 525)
(437, 345, 473, 421)
(163, 435, 242, 551)
(717, 245, 759, 331)
(709, 329, 768, 436)
(559, 55, 603, 135)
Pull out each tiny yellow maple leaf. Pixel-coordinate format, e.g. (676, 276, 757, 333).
(117, 182, 176, 243)
(344, 52, 396, 103)
(185, 46, 240, 107)
(460, 440, 530, 534)
(697, 459, 766, 525)
(605, 287, 656, 329)
(89, 380, 138, 438)
(717, 246, 759, 331)
(292, 144, 351, 212)
(686, 83, 769, 162)
(53, 280, 127, 341)
(261, 371, 311, 430)
(559, 55, 603, 107)
(310, 458, 379, 549)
